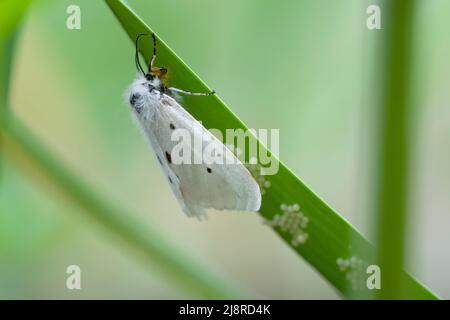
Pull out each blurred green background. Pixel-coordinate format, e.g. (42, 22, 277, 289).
(1, 0, 449, 299)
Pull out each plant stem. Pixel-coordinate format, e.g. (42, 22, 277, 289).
(374, 0, 416, 299)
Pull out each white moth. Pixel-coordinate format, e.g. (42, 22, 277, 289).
(125, 33, 261, 219)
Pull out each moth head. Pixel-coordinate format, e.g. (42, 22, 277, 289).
(149, 66, 168, 79)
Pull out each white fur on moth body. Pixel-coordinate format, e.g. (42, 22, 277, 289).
(125, 35, 261, 219)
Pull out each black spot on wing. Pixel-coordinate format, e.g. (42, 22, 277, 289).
(170, 123, 175, 130)
(165, 151, 172, 164)
(207, 167, 212, 173)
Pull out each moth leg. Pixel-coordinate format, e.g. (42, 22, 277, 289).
(168, 87, 215, 96)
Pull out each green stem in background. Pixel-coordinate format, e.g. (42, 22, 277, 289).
(0, 33, 16, 106)
(0, 34, 14, 182)
(374, 0, 416, 299)
(0, 0, 31, 103)
(1, 0, 31, 182)
(106, 0, 438, 299)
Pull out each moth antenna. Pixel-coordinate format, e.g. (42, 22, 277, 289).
(135, 33, 148, 75)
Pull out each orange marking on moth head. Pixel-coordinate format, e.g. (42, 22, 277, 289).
(150, 67, 168, 79)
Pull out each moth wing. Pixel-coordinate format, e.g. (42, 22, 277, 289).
(141, 95, 261, 219)
(145, 130, 192, 216)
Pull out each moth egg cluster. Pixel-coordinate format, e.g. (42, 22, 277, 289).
(246, 157, 271, 195)
(226, 145, 271, 195)
(265, 203, 309, 247)
(336, 256, 367, 290)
